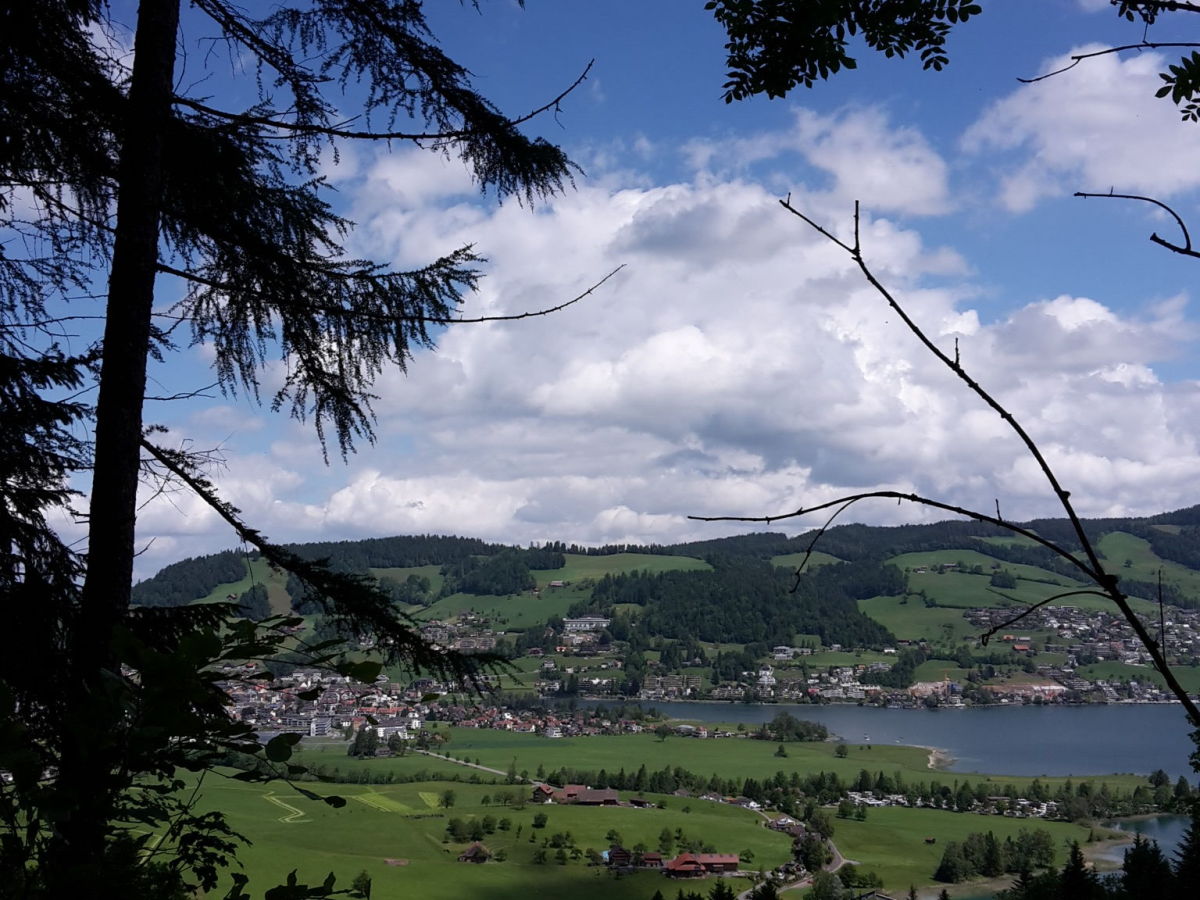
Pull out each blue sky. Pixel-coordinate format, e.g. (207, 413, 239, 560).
(78, 2, 1200, 575)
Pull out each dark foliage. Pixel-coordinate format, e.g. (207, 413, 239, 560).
(709, 0, 984, 102)
(590, 558, 897, 647)
(2, 0, 576, 895)
(440, 550, 536, 597)
(132, 551, 248, 607)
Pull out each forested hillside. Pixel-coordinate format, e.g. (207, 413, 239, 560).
(132, 505, 1200, 617)
(585, 558, 900, 647)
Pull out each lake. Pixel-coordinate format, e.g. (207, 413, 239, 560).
(649, 701, 1197, 778)
(1094, 814, 1192, 864)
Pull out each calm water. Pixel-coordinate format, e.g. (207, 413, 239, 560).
(649, 701, 1197, 778)
(638, 700, 1196, 892)
(1095, 815, 1191, 864)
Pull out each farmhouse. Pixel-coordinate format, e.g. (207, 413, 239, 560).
(664, 852, 740, 877)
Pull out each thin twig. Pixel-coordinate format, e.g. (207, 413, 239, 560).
(1017, 42, 1200, 84)
(155, 263, 624, 324)
(1075, 191, 1200, 259)
(691, 490, 1099, 584)
(173, 61, 595, 141)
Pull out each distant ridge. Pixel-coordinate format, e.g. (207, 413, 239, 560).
(132, 504, 1200, 610)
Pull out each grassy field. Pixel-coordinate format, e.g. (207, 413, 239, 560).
(889, 550, 1077, 586)
(770, 551, 843, 570)
(858, 595, 978, 644)
(534, 553, 711, 587)
(196, 556, 292, 615)
(1095, 531, 1200, 603)
(912, 660, 971, 683)
(1075, 660, 1200, 693)
(789, 650, 896, 668)
(416, 590, 572, 629)
(348, 730, 1150, 799)
(832, 805, 1091, 894)
(191, 734, 1147, 900)
(189, 774, 778, 900)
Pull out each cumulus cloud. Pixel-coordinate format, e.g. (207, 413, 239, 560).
(128, 110, 1200, 574)
(963, 45, 1200, 211)
(685, 107, 953, 216)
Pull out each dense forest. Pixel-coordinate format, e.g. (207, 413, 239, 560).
(586, 557, 900, 648)
(438, 550, 543, 597)
(130, 550, 247, 607)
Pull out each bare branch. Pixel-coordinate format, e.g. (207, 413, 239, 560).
(1017, 42, 1200, 84)
(696, 200, 1200, 728)
(690, 490, 1099, 584)
(155, 262, 624, 324)
(442, 266, 625, 324)
(144, 383, 220, 402)
(784, 499, 860, 590)
(1075, 190, 1200, 258)
(779, 199, 1110, 584)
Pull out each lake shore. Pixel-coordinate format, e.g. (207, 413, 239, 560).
(648, 701, 1195, 778)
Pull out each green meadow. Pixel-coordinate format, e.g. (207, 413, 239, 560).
(534, 552, 712, 586)
(196, 556, 293, 615)
(1075, 660, 1200, 693)
(417, 590, 574, 629)
(191, 775, 776, 900)
(769, 551, 843, 570)
(310, 730, 1150, 799)
(858, 595, 979, 644)
(831, 806, 1091, 891)
(1096, 531, 1200, 600)
(192, 729, 1143, 900)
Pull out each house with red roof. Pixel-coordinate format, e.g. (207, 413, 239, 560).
(664, 852, 739, 877)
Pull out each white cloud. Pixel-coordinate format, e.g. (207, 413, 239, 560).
(684, 107, 953, 216)
(127, 112, 1200, 574)
(963, 45, 1200, 211)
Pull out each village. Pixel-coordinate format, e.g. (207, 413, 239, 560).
(222, 598, 1200, 745)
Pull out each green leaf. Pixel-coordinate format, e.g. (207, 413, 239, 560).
(296, 687, 322, 701)
(323, 794, 347, 808)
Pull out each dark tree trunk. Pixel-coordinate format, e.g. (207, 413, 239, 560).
(51, 0, 181, 893)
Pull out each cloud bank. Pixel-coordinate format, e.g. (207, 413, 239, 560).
(118, 102, 1200, 575)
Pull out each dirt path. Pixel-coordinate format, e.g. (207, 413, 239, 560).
(735, 833, 848, 899)
(413, 748, 521, 781)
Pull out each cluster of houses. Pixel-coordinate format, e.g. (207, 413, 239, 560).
(221, 664, 663, 743)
